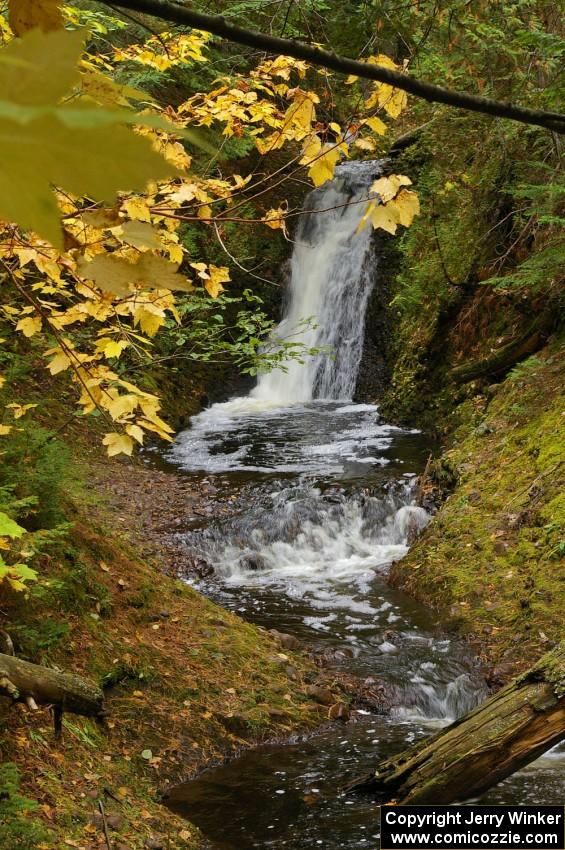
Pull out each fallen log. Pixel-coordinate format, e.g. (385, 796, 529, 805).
(347, 642, 565, 804)
(0, 651, 105, 735)
(450, 310, 554, 385)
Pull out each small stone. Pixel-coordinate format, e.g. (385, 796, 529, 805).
(475, 422, 494, 436)
(306, 685, 335, 706)
(328, 702, 350, 722)
(145, 837, 165, 850)
(285, 665, 299, 681)
(106, 813, 124, 831)
(269, 629, 300, 650)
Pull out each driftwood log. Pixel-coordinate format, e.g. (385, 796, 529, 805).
(0, 651, 105, 735)
(347, 642, 565, 804)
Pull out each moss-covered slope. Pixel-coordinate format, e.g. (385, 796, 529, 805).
(391, 344, 564, 677)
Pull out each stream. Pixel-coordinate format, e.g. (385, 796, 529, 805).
(158, 162, 564, 848)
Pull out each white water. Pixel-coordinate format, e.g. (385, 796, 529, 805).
(252, 161, 381, 405)
(166, 162, 563, 843)
(170, 160, 482, 725)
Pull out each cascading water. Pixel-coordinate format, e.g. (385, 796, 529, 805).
(163, 161, 563, 850)
(251, 161, 381, 404)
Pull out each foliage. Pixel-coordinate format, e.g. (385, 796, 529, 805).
(0, 0, 417, 475)
(0, 763, 50, 849)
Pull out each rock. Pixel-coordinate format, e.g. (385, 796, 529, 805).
(475, 422, 494, 435)
(217, 713, 250, 736)
(268, 708, 287, 718)
(145, 837, 165, 850)
(306, 685, 335, 706)
(106, 813, 125, 831)
(91, 811, 124, 831)
(328, 702, 350, 722)
(285, 665, 299, 681)
(240, 554, 267, 571)
(269, 629, 300, 650)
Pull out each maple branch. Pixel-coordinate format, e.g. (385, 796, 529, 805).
(106, 0, 565, 134)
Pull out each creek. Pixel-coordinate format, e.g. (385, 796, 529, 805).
(158, 162, 564, 848)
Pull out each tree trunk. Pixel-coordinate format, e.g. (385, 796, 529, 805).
(0, 652, 104, 719)
(347, 643, 565, 804)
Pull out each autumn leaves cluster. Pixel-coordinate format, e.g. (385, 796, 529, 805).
(0, 0, 418, 461)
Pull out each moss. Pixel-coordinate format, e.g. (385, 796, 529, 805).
(391, 343, 564, 673)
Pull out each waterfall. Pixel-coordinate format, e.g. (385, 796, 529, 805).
(252, 160, 382, 405)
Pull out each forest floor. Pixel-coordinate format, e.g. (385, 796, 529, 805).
(1, 450, 340, 850)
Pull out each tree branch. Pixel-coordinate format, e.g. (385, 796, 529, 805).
(106, 0, 565, 133)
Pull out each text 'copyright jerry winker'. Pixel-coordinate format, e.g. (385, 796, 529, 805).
(380, 805, 565, 849)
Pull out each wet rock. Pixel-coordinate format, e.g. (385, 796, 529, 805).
(240, 554, 267, 571)
(328, 702, 350, 722)
(269, 629, 301, 650)
(306, 685, 335, 706)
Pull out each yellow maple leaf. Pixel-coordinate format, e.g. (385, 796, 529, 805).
(5, 402, 38, 419)
(9, 0, 63, 36)
(95, 338, 130, 359)
(391, 189, 420, 226)
(371, 174, 412, 203)
(46, 349, 71, 375)
(102, 432, 134, 457)
(121, 197, 152, 222)
(364, 116, 387, 136)
(354, 138, 376, 151)
(370, 202, 400, 234)
(308, 144, 341, 187)
(126, 423, 144, 444)
(16, 315, 42, 338)
(263, 207, 287, 232)
(133, 306, 165, 338)
(205, 265, 230, 298)
(106, 393, 138, 421)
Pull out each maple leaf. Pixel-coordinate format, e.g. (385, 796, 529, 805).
(78, 254, 193, 296)
(102, 432, 135, 457)
(263, 207, 287, 232)
(15, 315, 42, 338)
(5, 402, 38, 419)
(0, 29, 179, 246)
(9, 0, 63, 36)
